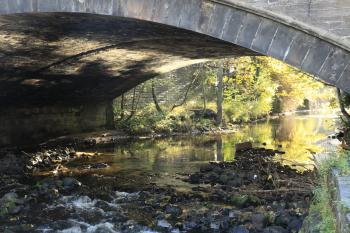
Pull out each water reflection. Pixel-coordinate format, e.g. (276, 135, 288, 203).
(67, 111, 338, 179)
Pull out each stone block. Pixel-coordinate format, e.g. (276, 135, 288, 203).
(206, 4, 231, 38)
(178, 0, 202, 31)
(236, 142, 253, 152)
(319, 48, 349, 84)
(251, 19, 278, 54)
(7, 0, 33, 13)
(196, 1, 216, 34)
(284, 32, 316, 68)
(37, 0, 59, 12)
(236, 13, 261, 48)
(57, 0, 76, 12)
(84, 0, 113, 15)
(301, 39, 332, 77)
(267, 24, 296, 61)
(336, 65, 350, 94)
(221, 9, 246, 43)
(0, 0, 8, 14)
(163, 0, 185, 27)
(115, 0, 150, 17)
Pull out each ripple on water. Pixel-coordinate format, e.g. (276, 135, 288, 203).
(38, 192, 158, 233)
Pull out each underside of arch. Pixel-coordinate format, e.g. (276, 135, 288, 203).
(0, 0, 349, 107)
(0, 12, 258, 106)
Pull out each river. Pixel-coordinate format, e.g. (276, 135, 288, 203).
(0, 111, 340, 233)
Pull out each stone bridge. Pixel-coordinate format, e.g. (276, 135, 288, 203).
(0, 0, 350, 146)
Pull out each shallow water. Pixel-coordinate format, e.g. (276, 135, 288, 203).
(66, 111, 338, 179)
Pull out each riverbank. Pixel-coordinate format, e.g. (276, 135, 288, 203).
(36, 113, 288, 150)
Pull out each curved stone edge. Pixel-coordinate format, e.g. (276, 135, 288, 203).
(1, 0, 350, 91)
(213, 0, 350, 52)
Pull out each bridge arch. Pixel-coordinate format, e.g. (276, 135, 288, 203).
(0, 0, 350, 93)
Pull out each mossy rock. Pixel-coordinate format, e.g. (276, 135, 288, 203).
(229, 194, 263, 207)
(229, 194, 249, 207)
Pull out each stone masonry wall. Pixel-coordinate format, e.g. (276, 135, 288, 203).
(0, 103, 111, 147)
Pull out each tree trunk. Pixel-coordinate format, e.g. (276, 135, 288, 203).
(170, 72, 199, 112)
(216, 64, 224, 127)
(125, 88, 137, 121)
(201, 68, 207, 112)
(151, 81, 164, 115)
(106, 99, 115, 129)
(120, 93, 125, 119)
(337, 88, 350, 122)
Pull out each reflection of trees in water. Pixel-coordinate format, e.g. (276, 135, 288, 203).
(275, 117, 296, 141)
(215, 136, 223, 162)
(272, 117, 329, 163)
(94, 115, 335, 174)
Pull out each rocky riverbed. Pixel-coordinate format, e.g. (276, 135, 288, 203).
(0, 144, 316, 233)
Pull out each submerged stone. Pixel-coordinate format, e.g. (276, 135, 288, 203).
(263, 226, 288, 233)
(157, 219, 171, 228)
(229, 226, 250, 233)
(251, 213, 268, 230)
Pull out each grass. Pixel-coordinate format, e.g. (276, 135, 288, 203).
(305, 151, 350, 233)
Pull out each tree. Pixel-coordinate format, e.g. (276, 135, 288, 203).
(151, 80, 164, 115)
(216, 62, 224, 126)
(337, 88, 350, 123)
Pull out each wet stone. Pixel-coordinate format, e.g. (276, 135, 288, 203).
(62, 177, 81, 189)
(251, 213, 268, 230)
(229, 226, 250, 233)
(263, 226, 288, 233)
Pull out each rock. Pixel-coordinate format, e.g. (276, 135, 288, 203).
(265, 149, 276, 156)
(157, 219, 171, 228)
(266, 211, 277, 224)
(251, 213, 267, 230)
(287, 217, 303, 232)
(236, 142, 253, 152)
(229, 195, 249, 207)
(263, 226, 288, 233)
(0, 192, 22, 215)
(200, 164, 214, 172)
(41, 178, 56, 189)
(189, 173, 202, 184)
(206, 172, 219, 183)
(228, 177, 243, 187)
(88, 163, 109, 169)
(8, 205, 23, 214)
(228, 226, 250, 233)
(248, 195, 263, 206)
(165, 204, 182, 218)
(229, 211, 236, 218)
(190, 109, 217, 121)
(1, 192, 18, 201)
(219, 174, 229, 184)
(63, 177, 81, 189)
(171, 228, 180, 233)
(275, 213, 292, 227)
(210, 222, 220, 230)
(275, 150, 285, 154)
(183, 221, 197, 230)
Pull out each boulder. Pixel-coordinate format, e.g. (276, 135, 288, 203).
(236, 142, 253, 152)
